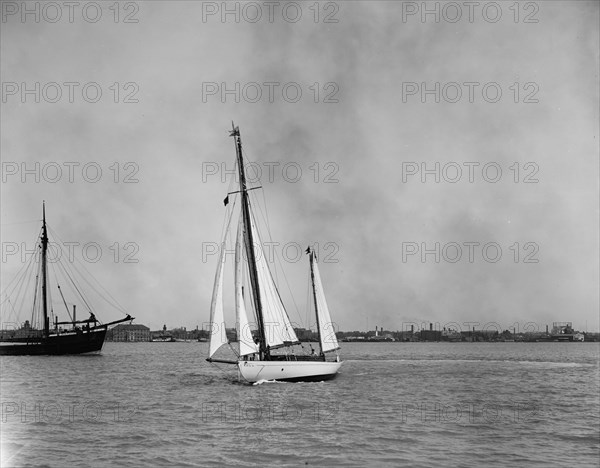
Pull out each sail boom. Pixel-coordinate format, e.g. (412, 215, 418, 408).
(269, 341, 301, 350)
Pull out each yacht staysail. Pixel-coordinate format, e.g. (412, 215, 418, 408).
(206, 124, 342, 382)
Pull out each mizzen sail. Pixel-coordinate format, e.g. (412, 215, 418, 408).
(312, 255, 340, 353)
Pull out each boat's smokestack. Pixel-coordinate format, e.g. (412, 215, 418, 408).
(430, 323, 433, 331)
(73, 305, 76, 326)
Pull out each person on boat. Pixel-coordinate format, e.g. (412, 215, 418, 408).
(310, 345, 315, 356)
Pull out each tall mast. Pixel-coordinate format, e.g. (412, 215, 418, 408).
(231, 124, 267, 359)
(41, 201, 49, 336)
(309, 250, 323, 353)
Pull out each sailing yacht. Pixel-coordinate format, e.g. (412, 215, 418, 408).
(0, 203, 134, 355)
(206, 124, 342, 383)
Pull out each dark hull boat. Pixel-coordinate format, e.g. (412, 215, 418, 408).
(0, 328, 107, 355)
(0, 203, 133, 356)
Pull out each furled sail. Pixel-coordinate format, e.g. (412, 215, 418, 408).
(312, 256, 340, 353)
(247, 213, 299, 348)
(235, 216, 259, 356)
(208, 219, 231, 358)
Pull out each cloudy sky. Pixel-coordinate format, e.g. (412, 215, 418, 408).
(1, 1, 598, 334)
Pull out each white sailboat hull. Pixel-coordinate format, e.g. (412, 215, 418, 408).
(237, 359, 342, 383)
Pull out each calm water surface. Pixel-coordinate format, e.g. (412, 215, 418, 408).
(1, 342, 599, 467)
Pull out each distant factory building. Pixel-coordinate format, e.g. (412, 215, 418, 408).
(110, 324, 150, 342)
(420, 323, 442, 342)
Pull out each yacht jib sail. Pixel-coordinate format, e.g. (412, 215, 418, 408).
(208, 220, 230, 359)
(205, 124, 342, 383)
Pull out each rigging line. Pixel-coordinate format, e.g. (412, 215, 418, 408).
(57, 284, 73, 321)
(273, 247, 303, 327)
(254, 230, 296, 345)
(249, 210, 298, 342)
(51, 246, 95, 315)
(45, 227, 95, 310)
(227, 342, 240, 358)
(69, 251, 123, 316)
(13, 259, 35, 324)
(220, 158, 238, 240)
(218, 156, 240, 243)
(207, 361, 238, 381)
(1, 227, 43, 296)
(29, 257, 43, 326)
(252, 197, 303, 327)
(50, 260, 73, 320)
(2, 298, 17, 324)
(48, 226, 128, 315)
(2, 240, 37, 304)
(47, 227, 106, 311)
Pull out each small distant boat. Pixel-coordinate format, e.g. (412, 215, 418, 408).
(0, 203, 133, 355)
(206, 125, 342, 383)
(151, 335, 176, 342)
